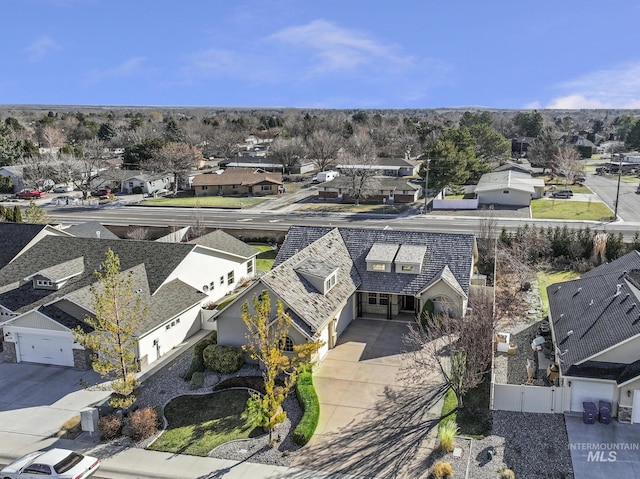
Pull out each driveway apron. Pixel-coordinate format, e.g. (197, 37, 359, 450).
(292, 319, 445, 479)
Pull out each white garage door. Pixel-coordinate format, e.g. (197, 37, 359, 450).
(17, 333, 74, 367)
(632, 391, 640, 424)
(570, 380, 615, 412)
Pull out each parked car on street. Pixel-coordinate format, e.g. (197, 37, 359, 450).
(0, 448, 100, 479)
(91, 188, 111, 197)
(552, 189, 574, 198)
(53, 184, 74, 193)
(54, 195, 79, 205)
(16, 189, 46, 199)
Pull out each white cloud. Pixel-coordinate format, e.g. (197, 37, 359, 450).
(24, 36, 61, 62)
(87, 57, 146, 83)
(543, 62, 640, 109)
(268, 19, 412, 75)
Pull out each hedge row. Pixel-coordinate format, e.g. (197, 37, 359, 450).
(292, 370, 320, 446)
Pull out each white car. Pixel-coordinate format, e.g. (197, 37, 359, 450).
(53, 185, 74, 193)
(0, 448, 100, 479)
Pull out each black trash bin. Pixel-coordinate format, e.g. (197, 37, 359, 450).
(583, 401, 597, 424)
(599, 401, 611, 424)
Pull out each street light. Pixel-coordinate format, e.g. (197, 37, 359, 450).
(423, 158, 431, 215)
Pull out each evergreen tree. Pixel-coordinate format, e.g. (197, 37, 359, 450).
(24, 201, 51, 224)
(12, 205, 22, 223)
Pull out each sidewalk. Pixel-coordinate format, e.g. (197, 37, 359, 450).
(0, 431, 373, 479)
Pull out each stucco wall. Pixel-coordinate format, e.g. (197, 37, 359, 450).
(592, 334, 640, 364)
(478, 189, 531, 206)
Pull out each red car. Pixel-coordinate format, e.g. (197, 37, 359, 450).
(17, 189, 46, 199)
(91, 188, 111, 197)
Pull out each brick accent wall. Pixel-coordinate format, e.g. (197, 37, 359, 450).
(2, 342, 17, 363)
(73, 348, 92, 370)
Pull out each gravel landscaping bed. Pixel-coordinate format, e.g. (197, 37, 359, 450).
(436, 411, 573, 479)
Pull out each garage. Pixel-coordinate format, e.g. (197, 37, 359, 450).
(17, 332, 74, 367)
(570, 379, 616, 412)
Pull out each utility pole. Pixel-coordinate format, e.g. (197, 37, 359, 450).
(614, 152, 623, 220)
(423, 158, 431, 215)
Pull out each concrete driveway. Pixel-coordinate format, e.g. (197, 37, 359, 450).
(0, 361, 109, 438)
(292, 319, 446, 479)
(565, 415, 640, 478)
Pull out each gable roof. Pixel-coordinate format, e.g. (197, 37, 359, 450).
(276, 226, 475, 297)
(189, 229, 257, 259)
(321, 176, 420, 191)
(548, 251, 640, 378)
(0, 223, 69, 270)
(63, 221, 120, 240)
(193, 168, 283, 187)
(261, 228, 360, 337)
(475, 170, 544, 194)
(0, 236, 195, 313)
(494, 161, 534, 175)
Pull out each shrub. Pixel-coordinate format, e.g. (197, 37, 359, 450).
(438, 421, 458, 452)
(499, 468, 515, 479)
(430, 460, 453, 479)
(132, 186, 143, 194)
(190, 371, 204, 390)
(184, 355, 204, 382)
(194, 332, 218, 362)
(292, 370, 320, 446)
(128, 407, 159, 441)
(203, 344, 244, 374)
(98, 414, 123, 440)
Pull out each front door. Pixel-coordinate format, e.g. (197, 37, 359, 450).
(401, 295, 415, 311)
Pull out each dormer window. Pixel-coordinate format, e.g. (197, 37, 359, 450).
(366, 243, 398, 273)
(294, 257, 339, 296)
(36, 279, 53, 288)
(371, 264, 386, 272)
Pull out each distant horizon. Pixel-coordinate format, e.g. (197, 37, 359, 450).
(2, 1, 639, 109)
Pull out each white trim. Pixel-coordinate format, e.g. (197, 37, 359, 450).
(576, 331, 640, 365)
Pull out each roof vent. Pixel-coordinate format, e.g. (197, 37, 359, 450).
(623, 293, 630, 302)
(567, 330, 574, 336)
(556, 285, 562, 292)
(615, 284, 622, 297)
(560, 313, 565, 319)
(589, 299, 594, 306)
(135, 288, 142, 294)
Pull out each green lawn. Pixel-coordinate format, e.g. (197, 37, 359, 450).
(621, 175, 640, 183)
(253, 245, 276, 272)
(148, 390, 260, 456)
(142, 196, 268, 208)
(537, 270, 580, 315)
(531, 199, 613, 221)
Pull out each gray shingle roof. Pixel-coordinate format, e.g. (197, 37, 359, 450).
(26, 257, 85, 282)
(0, 223, 51, 269)
(261, 228, 360, 337)
(64, 222, 120, 240)
(276, 226, 475, 298)
(366, 243, 399, 263)
(548, 253, 640, 377)
(293, 257, 339, 279)
(190, 230, 258, 259)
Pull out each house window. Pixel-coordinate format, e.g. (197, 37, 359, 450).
(379, 294, 390, 306)
(209, 281, 215, 290)
(324, 273, 337, 293)
(281, 336, 294, 352)
(401, 265, 414, 272)
(433, 295, 453, 315)
(368, 293, 377, 305)
(227, 271, 235, 285)
(372, 264, 386, 272)
(36, 279, 53, 287)
(247, 261, 254, 274)
(220, 276, 224, 285)
(232, 184, 238, 189)
(502, 190, 510, 194)
(261, 185, 272, 191)
(202, 185, 208, 190)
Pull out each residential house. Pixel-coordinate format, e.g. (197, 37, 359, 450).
(0, 165, 25, 192)
(215, 226, 477, 362)
(318, 176, 422, 203)
(121, 172, 173, 194)
(0, 230, 257, 370)
(475, 170, 545, 207)
(60, 221, 120, 240)
(493, 161, 534, 176)
(192, 168, 283, 197)
(222, 155, 316, 175)
(0, 223, 72, 269)
(335, 157, 420, 177)
(548, 250, 640, 422)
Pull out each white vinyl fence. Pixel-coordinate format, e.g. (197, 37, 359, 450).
(492, 383, 568, 414)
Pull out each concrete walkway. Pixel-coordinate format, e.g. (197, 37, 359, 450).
(292, 319, 446, 479)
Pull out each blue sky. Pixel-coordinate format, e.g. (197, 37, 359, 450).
(2, 0, 640, 109)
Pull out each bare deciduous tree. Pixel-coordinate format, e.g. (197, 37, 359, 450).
(144, 142, 203, 195)
(305, 129, 342, 172)
(38, 125, 66, 148)
(268, 136, 304, 174)
(553, 145, 584, 187)
(404, 289, 494, 408)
